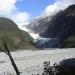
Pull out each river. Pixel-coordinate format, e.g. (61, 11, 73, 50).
(0, 48, 75, 75)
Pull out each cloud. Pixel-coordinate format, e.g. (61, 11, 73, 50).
(0, 0, 75, 28)
(12, 12, 29, 28)
(0, 0, 30, 27)
(0, 0, 17, 17)
(42, 0, 75, 17)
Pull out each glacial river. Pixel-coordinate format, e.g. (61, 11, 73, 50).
(0, 48, 75, 75)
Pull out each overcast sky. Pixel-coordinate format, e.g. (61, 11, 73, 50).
(0, 0, 75, 28)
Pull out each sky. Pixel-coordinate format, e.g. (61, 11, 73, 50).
(16, 0, 54, 17)
(0, 0, 75, 28)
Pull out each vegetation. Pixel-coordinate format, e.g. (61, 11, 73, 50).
(0, 41, 20, 75)
(0, 17, 36, 51)
(62, 36, 75, 48)
(34, 60, 75, 75)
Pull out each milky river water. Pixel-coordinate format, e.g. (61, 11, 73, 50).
(0, 48, 75, 75)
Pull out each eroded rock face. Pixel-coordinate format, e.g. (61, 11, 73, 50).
(26, 15, 52, 34)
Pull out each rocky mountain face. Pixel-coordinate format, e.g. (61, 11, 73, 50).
(41, 5, 75, 38)
(41, 4, 75, 48)
(0, 17, 35, 51)
(26, 16, 52, 34)
(28, 4, 75, 48)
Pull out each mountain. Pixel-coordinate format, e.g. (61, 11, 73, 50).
(41, 4, 75, 48)
(41, 5, 75, 38)
(26, 16, 52, 34)
(27, 4, 75, 48)
(0, 17, 35, 51)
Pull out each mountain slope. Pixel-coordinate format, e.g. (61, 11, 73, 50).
(41, 5, 75, 38)
(0, 17, 35, 51)
(26, 15, 52, 34)
(40, 4, 75, 48)
(27, 4, 75, 48)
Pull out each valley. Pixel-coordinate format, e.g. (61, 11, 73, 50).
(0, 48, 75, 75)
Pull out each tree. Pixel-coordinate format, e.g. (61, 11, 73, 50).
(42, 61, 58, 75)
(0, 41, 20, 75)
(42, 61, 53, 75)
